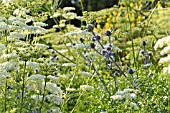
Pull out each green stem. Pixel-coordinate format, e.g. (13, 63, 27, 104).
(20, 61, 27, 113)
(127, 7, 136, 67)
(39, 75, 48, 113)
(70, 92, 84, 113)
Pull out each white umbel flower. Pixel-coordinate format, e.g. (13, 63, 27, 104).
(80, 85, 94, 91)
(62, 63, 76, 67)
(66, 88, 76, 92)
(128, 102, 139, 109)
(46, 94, 64, 105)
(26, 61, 40, 70)
(110, 95, 124, 100)
(160, 46, 170, 55)
(0, 61, 18, 71)
(0, 22, 8, 31)
(9, 32, 26, 40)
(0, 43, 6, 52)
(79, 71, 92, 77)
(34, 43, 49, 49)
(154, 36, 170, 50)
(159, 55, 170, 64)
(163, 64, 170, 74)
(45, 82, 63, 96)
(1, 52, 18, 60)
(0, 74, 7, 85)
(31, 95, 43, 101)
(63, 7, 75, 11)
(27, 74, 45, 81)
(47, 75, 59, 82)
(123, 88, 136, 93)
(33, 22, 48, 27)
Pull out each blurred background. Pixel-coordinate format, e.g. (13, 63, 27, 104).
(60, 0, 119, 14)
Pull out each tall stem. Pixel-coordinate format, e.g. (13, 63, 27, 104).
(39, 75, 48, 113)
(20, 61, 27, 113)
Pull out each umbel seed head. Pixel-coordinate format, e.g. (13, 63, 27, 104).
(86, 24, 94, 32)
(105, 29, 112, 36)
(90, 43, 96, 49)
(128, 68, 134, 74)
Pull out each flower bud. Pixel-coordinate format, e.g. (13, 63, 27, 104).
(90, 43, 96, 49)
(148, 51, 153, 56)
(128, 68, 134, 74)
(91, 36, 96, 41)
(86, 24, 94, 32)
(140, 50, 145, 55)
(96, 35, 101, 40)
(101, 49, 107, 55)
(105, 29, 112, 36)
(80, 38, 84, 43)
(142, 40, 147, 46)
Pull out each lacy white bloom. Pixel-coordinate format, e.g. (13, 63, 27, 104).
(159, 55, 170, 64)
(26, 80, 44, 92)
(63, 12, 77, 20)
(0, 74, 7, 85)
(154, 36, 170, 50)
(128, 102, 139, 109)
(163, 64, 170, 74)
(0, 43, 6, 51)
(47, 75, 59, 82)
(52, 12, 61, 18)
(45, 82, 63, 96)
(130, 93, 137, 99)
(1, 52, 18, 60)
(160, 46, 170, 55)
(58, 49, 68, 53)
(0, 22, 8, 31)
(80, 85, 94, 91)
(35, 27, 48, 34)
(79, 71, 92, 77)
(27, 74, 45, 81)
(12, 21, 27, 27)
(26, 61, 40, 70)
(62, 63, 76, 67)
(13, 8, 28, 17)
(116, 90, 125, 95)
(15, 41, 28, 46)
(49, 107, 62, 113)
(123, 88, 136, 93)
(31, 95, 43, 101)
(74, 44, 90, 49)
(110, 95, 124, 100)
(0, 61, 18, 71)
(2, 0, 12, 6)
(9, 32, 26, 40)
(100, 112, 108, 113)
(33, 22, 48, 27)
(46, 94, 64, 105)
(34, 43, 49, 49)
(66, 88, 76, 92)
(63, 7, 75, 11)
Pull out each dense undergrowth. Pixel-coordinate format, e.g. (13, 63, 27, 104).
(0, 0, 169, 113)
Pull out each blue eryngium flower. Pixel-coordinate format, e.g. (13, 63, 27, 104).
(142, 40, 147, 46)
(105, 29, 112, 36)
(128, 68, 135, 74)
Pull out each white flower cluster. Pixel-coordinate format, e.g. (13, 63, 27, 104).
(110, 88, 137, 101)
(80, 85, 94, 91)
(78, 71, 93, 77)
(154, 36, 170, 74)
